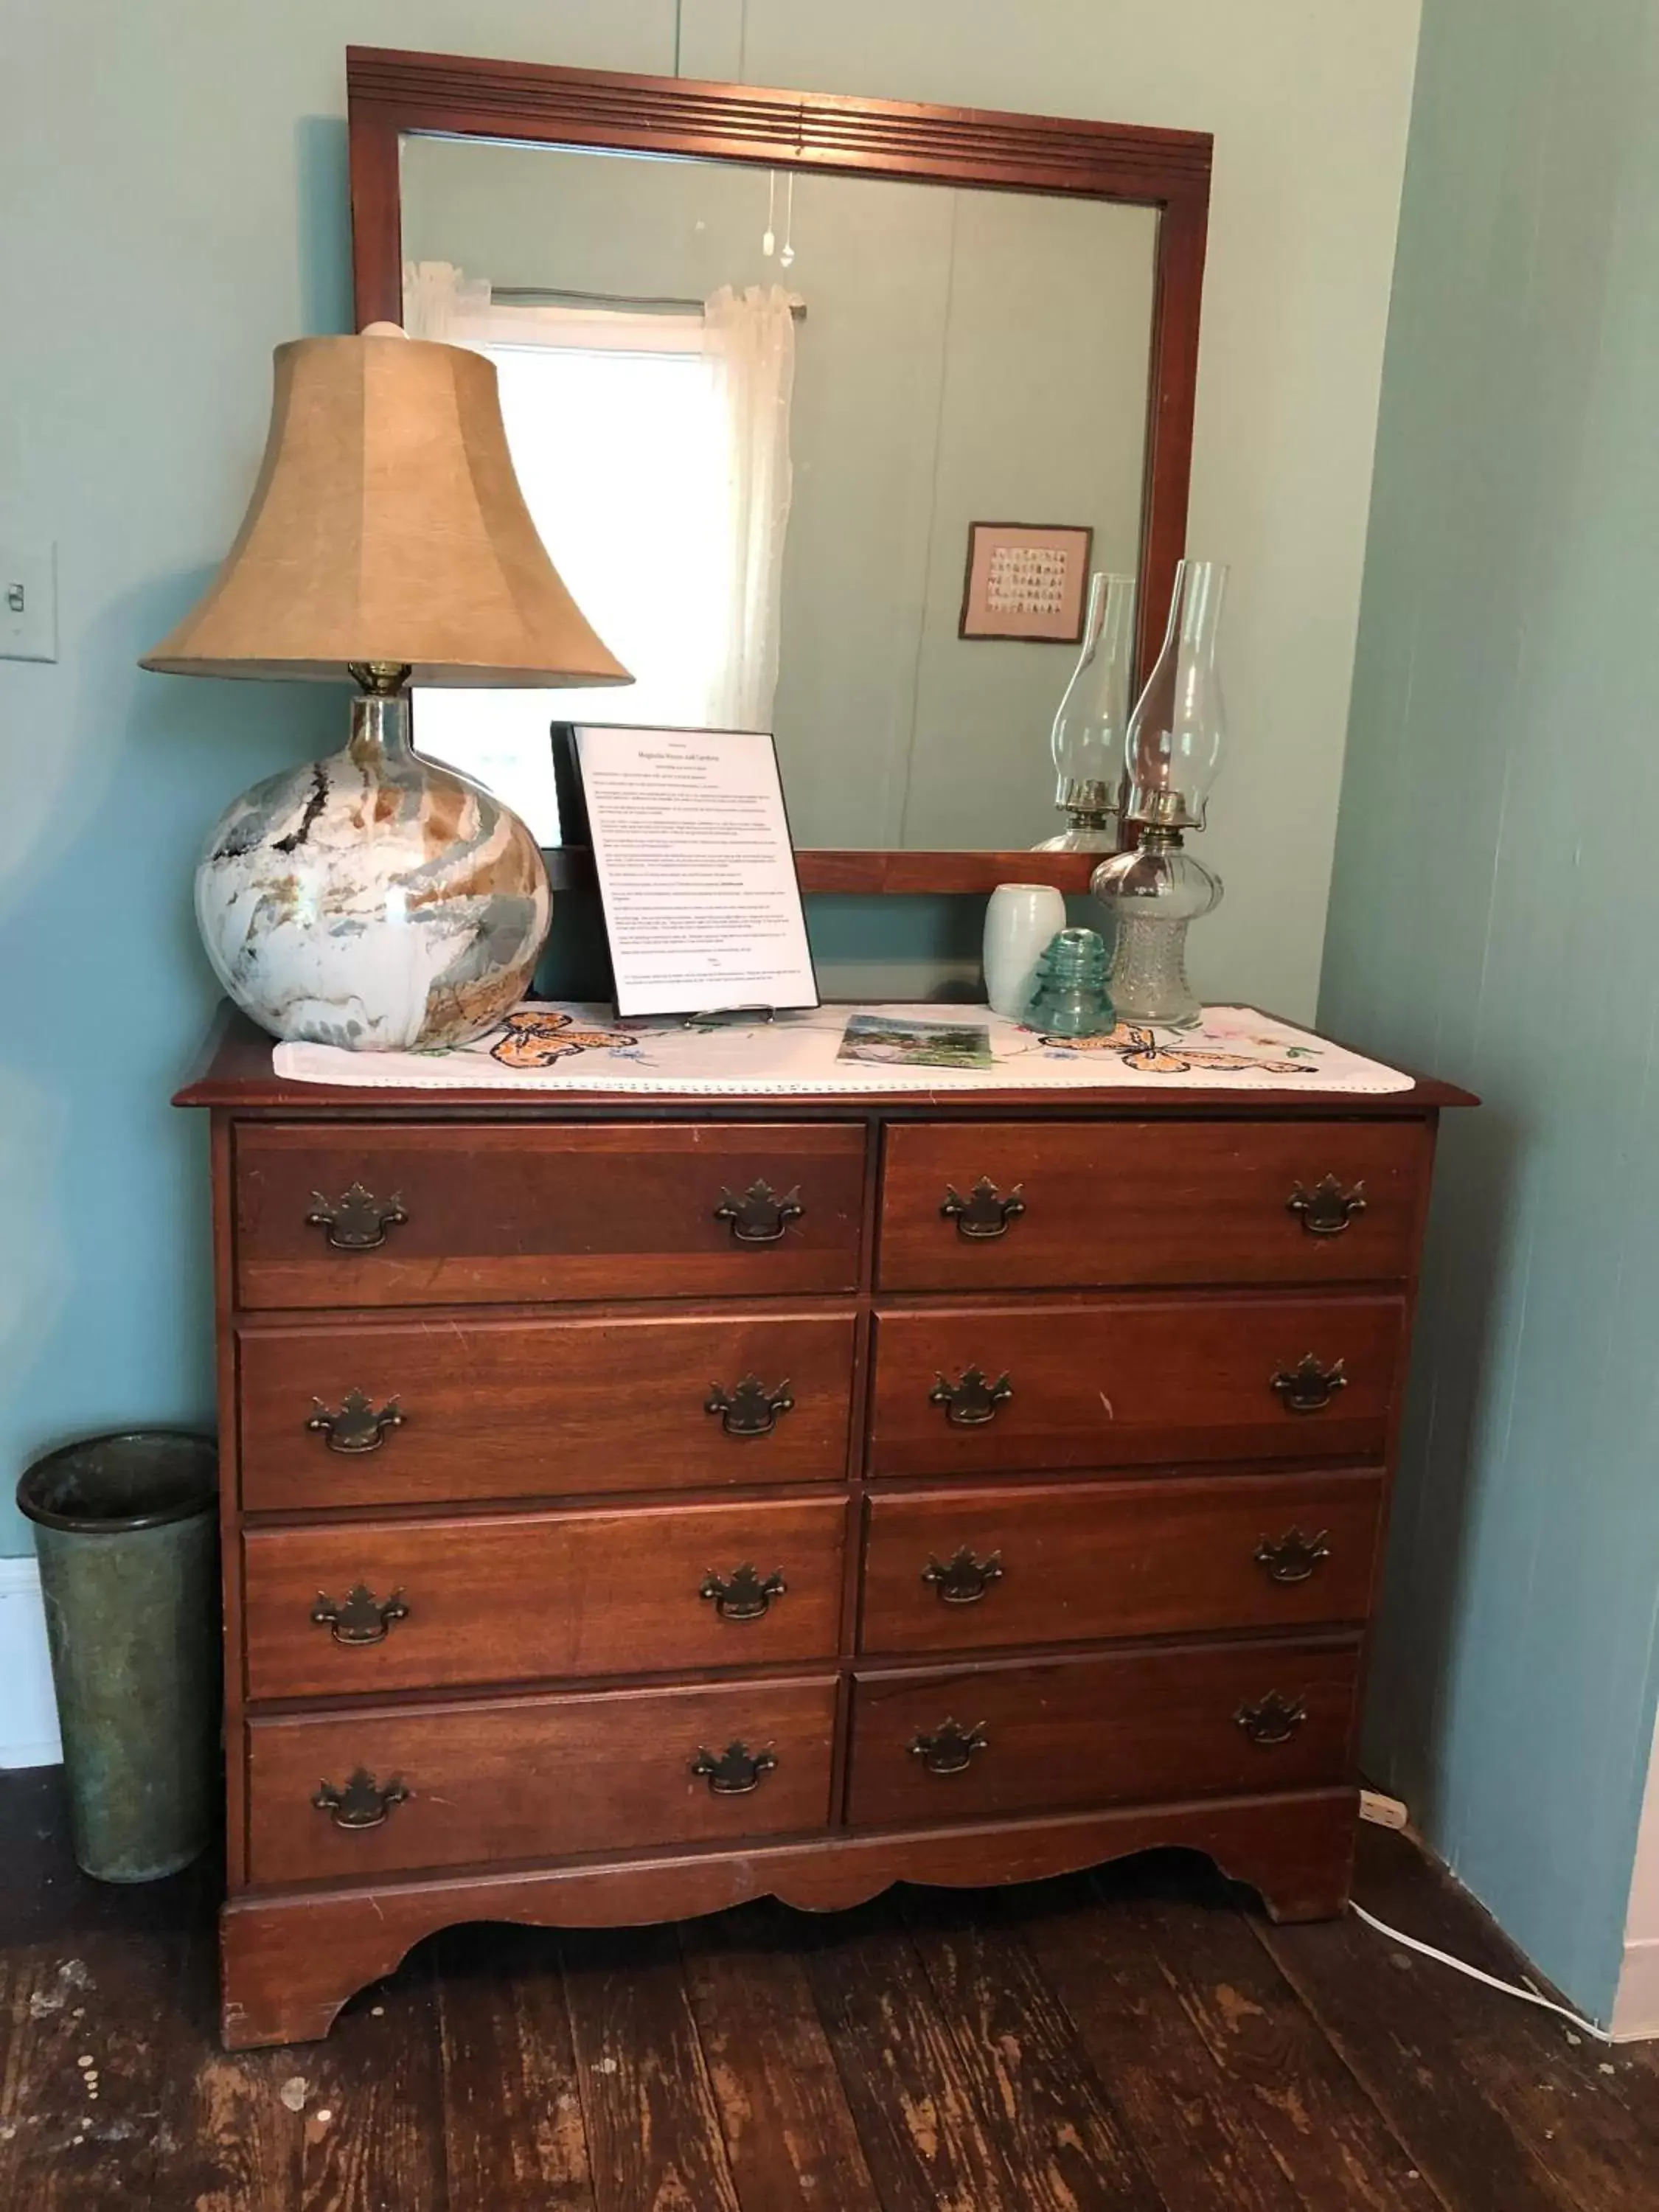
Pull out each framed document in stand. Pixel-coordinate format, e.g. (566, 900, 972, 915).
(573, 726, 821, 1020)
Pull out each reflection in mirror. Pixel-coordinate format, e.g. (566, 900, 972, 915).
(402, 134, 1158, 850)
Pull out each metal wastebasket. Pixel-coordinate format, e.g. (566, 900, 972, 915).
(17, 1430, 219, 1882)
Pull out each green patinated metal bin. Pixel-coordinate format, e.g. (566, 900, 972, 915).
(17, 1430, 219, 1882)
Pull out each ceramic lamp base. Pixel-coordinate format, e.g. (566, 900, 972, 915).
(194, 687, 550, 1050)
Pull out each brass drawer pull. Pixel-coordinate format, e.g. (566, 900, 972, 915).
(700, 1564, 787, 1621)
(940, 1178, 1026, 1240)
(1234, 1691, 1308, 1747)
(1287, 1175, 1367, 1237)
(713, 1180, 802, 1245)
(313, 1767, 409, 1829)
(311, 1584, 411, 1646)
(306, 1388, 404, 1454)
(1253, 1529, 1332, 1585)
(706, 1374, 795, 1438)
(305, 1183, 407, 1251)
(1270, 1355, 1347, 1413)
(909, 1718, 989, 1775)
(929, 1366, 1013, 1427)
(691, 1741, 777, 1795)
(922, 1547, 1004, 1605)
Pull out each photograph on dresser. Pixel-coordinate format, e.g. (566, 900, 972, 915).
(29, 1, 1659, 2198)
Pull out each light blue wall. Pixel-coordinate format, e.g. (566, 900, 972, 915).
(1321, 0, 1659, 2020)
(0, 0, 1421, 1554)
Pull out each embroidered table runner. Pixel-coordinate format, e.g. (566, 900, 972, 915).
(272, 1004, 1413, 1096)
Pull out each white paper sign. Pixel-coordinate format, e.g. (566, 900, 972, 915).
(574, 725, 819, 1018)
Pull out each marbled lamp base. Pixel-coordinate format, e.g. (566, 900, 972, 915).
(194, 688, 550, 1051)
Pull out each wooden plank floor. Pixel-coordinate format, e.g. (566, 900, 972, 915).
(2, 1770, 1655, 2211)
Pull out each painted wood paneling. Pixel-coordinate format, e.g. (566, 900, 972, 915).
(1320, 0, 1659, 2023)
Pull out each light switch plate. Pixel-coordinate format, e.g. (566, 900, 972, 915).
(0, 541, 58, 662)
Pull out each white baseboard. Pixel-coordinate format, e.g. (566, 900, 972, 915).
(1611, 1937, 1659, 2042)
(1613, 1699, 1659, 2040)
(0, 1554, 62, 1769)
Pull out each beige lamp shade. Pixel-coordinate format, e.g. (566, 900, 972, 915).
(142, 334, 632, 687)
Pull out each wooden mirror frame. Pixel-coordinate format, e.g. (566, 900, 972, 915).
(347, 46, 1213, 895)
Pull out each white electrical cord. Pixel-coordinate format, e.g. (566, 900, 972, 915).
(1350, 1902, 1616, 2045)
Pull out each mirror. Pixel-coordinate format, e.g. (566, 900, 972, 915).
(348, 50, 1212, 889)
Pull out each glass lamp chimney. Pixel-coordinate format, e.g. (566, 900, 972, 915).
(1035, 570, 1135, 852)
(1122, 559, 1227, 831)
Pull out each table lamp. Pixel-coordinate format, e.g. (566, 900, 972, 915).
(142, 330, 630, 1050)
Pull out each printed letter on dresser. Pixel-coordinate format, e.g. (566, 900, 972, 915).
(177, 1010, 1474, 2048)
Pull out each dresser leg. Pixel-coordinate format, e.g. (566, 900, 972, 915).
(220, 1896, 417, 2049)
(1216, 1790, 1357, 1924)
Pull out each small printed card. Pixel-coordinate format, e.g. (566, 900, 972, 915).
(836, 1012, 995, 1071)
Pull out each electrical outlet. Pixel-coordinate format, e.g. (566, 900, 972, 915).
(1359, 1787, 1410, 1830)
(0, 541, 58, 662)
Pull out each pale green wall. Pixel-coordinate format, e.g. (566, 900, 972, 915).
(1321, 0, 1659, 2020)
(901, 189, 1152, 850)
(403, 136, 1154, 849)
(0, 0, 1421, 1553)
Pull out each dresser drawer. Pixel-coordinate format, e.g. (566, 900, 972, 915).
(847, 1640, 1360, 1829)
(245, 1497, 846, 1699)
(247, 1675, 837, 1885)
(238, 1311, 855, 1510)
(860, 1471, 1382, 1655)
(233, 1122, 866, 1308)
(877, 1119, 1429, 1291)
(868, 1295, 1404, 1475)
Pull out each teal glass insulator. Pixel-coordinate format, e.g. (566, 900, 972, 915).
(1023, 926, 1115, 1037)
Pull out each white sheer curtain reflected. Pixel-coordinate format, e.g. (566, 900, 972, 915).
(703, 283, 797, 732)
(401, 260, 490, 342)
(404, 263, 796, 838)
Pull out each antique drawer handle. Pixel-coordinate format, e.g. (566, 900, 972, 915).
(1253, 1529, 1332, 1585)
(691, 1740, 778, 1795)
(1234, 1691, 1308, 1747)
(928, 1366, 1013, 1427)
(705, 1374, 795, 1438)
(922, 1546, 1004, 1605)
(940, 1178, 1026, 1240)
(305, 1183, 407, 1251)
(700, 1564, 787, 1621)
(909, 1718, 989, 1775)
(1287, 1175, 1368, 1237)
(313, 1767, 409, 1829)
(1270, 1355, 1348, 1413)
(310, 1584, 411, 1646)
(713, 1180, 802, 1245)
(306, 1388, 405, 1455)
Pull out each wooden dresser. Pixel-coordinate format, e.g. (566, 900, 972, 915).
(178, 1009, 1472, 2048)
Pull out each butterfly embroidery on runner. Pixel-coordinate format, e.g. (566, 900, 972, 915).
(490, 1009, 639, 1068)
(1040, 1024, 1314, 1077)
